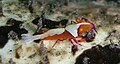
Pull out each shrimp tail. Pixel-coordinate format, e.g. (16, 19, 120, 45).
(21, 34, 42, 44)
(21, 34, 34, 44)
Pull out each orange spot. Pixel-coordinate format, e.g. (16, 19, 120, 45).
(80, 28, 83, 31)
(76, 18, 82, 23)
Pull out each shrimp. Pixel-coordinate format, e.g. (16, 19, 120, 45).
(22, 18, 97, 47)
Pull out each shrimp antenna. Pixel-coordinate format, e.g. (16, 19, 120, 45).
(91, 23, 98, 33)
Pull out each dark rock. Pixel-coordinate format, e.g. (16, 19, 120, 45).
(32, 13, 68, 30)
(114, 19, 120, 24)
(32, 17, 40, 25)
(0, 26, 10, 48)
(0, 18, 28, 48)
(32, 14, 68, 36)
(75, 44, 120, 64)
(105, 0, 119, 3)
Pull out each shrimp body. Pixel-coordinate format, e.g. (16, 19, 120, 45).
(41, 23, 93, 40)
(22, 18, 97, 46)
(42, 30, 73, 40)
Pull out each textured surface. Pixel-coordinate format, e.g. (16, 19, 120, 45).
(0, 0, 120, 64)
